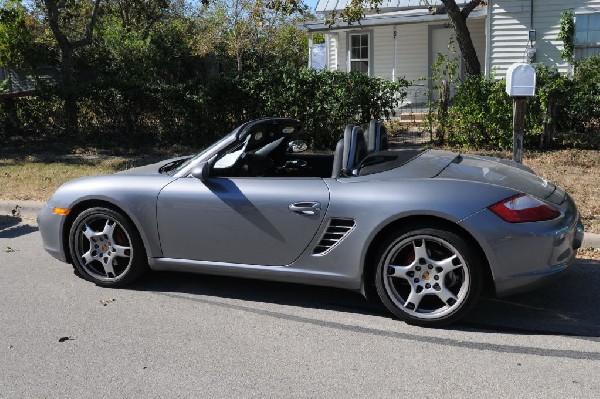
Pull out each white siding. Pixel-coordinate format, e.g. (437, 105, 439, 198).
(490, 0, 600, 77)
(374, 26, 396, 80)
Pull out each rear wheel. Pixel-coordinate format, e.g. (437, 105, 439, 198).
(69, 207, 148, 287)
(375, 227, 481, 327)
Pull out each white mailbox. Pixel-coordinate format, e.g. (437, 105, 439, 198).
(506, 63, 536, 97)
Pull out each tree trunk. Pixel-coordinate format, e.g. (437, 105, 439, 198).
(43, 0, 102, 139)
(60, 47, 79, 137)
(237, 49, 243, 72)
(4, 98, 20, 135)
(441, 0, 482, 76)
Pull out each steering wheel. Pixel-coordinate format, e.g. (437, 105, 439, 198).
(238, 153, 275, 177)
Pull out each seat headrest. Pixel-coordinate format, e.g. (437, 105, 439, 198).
(367, 120, 389, 152)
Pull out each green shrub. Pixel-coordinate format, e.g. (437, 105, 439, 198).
(446, 75, 512, 148)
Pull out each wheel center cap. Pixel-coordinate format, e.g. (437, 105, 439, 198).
(101, 243, 109, 252)
(422, 271, 431, 281)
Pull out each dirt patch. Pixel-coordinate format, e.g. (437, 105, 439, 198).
(578, 247, 600, 261)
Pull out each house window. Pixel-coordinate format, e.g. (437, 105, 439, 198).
(575, 13, 600, 60)
(349, 33, 370, 75)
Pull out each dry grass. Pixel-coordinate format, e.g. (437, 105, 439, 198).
(0, 154, 160, 201)
(524, 150, 600, 234)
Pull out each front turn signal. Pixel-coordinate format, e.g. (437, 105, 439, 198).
(53, 208, 71, 216)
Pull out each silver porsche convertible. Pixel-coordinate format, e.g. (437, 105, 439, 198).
(38, 117, 584, 327)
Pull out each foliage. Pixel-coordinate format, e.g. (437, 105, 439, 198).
(197, 0, 308, 72)
(558, 9, 575, 62)
(0, 66, 407, 149)
(429, 57, 600, 150)
(445, 75, 512, 148)
(0, 1, 36, 68)
(560, 56, 600, 148)
(237, 66, 408, 148)
(425, 41, 461, 144)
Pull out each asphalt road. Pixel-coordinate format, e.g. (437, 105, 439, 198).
(1, 218, 600, 398)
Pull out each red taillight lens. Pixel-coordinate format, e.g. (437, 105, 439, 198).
(489, 194, 560, 223)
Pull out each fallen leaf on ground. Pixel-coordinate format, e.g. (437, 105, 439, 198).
(4, 247, 16, 253)
(58, 336, 75, 343)
(100, 298, 116, 306)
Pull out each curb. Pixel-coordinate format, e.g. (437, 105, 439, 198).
(0, 200, 599, 248)
(0, 200, 45, 220)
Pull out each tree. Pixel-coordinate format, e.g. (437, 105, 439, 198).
(106, 0, 171, 38)
(42, 0, 102, 135)
(197, 0, 307, 72)
(0, 1, 35, 68)
(440, 0, 483, 76)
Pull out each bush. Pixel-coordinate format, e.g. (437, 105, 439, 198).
(436, 57, 600, 150)
(445, 75, 512, 148)
(0, 67, 408, 150)
(237, 66, 408, 149)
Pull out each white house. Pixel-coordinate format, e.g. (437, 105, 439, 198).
(302, 0, 600, 104)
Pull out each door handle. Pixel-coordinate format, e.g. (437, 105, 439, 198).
(289, 202, 321, 216)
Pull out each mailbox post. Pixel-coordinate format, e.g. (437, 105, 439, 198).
(506, 63, 536, 163)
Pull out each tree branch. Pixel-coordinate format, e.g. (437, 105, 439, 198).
(43, 0, 69, 49)
(461, 0, 484, 18)
(71, 0, 103, 49)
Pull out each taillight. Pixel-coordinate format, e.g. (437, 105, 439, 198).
(489, 194, 560, 223)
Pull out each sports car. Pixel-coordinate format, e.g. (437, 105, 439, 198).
(38, 117, 585, 327)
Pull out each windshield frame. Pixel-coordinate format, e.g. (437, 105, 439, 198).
(171, 131, 238, 178)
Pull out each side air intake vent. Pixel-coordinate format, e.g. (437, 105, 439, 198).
(312, 218, 356, 255)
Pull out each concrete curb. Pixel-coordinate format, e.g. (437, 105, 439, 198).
(1, 200, 599, 248)
(0, 200, 45, 220)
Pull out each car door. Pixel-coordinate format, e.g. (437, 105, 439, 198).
(156, 176, 330, 266)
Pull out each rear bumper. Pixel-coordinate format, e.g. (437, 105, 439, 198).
(460, 197, 583, 297)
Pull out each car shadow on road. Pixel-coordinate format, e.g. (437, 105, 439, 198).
(462, 258, 600, 339)
(0, 217, 39, 239)
(132, 259, 600, 337)
(132, 271, 389, 318)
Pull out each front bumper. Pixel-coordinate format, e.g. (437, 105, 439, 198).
(460, 195, 583, 297)
(37, 203, 68, 262)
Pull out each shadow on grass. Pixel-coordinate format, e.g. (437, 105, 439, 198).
(129, 258, 600, 338)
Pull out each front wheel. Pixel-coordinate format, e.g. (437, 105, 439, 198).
(69, 207, 148, 287)
(375, 227, 482, 327)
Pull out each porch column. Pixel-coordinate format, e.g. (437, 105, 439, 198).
(393, 26, 397, 81)
(308, 33, 314, 68)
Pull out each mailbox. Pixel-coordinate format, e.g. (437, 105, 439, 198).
(506, 63, 536, 97)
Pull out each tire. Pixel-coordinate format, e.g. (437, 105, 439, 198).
(375, 227, 482, 327)
(69, 207, 148, 287)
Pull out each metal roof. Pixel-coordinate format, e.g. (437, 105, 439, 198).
(300, 7, 487, 32)
(315, 0, 447, 13)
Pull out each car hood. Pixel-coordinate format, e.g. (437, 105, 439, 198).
(117, 156, 192, 176)
(435, 153, 565, 204)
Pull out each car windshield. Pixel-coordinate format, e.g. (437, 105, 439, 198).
(170, 132, 236, 175)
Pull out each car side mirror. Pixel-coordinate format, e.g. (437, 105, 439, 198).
(191, 162, 210, 182)
(288, 140, 308, 153)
